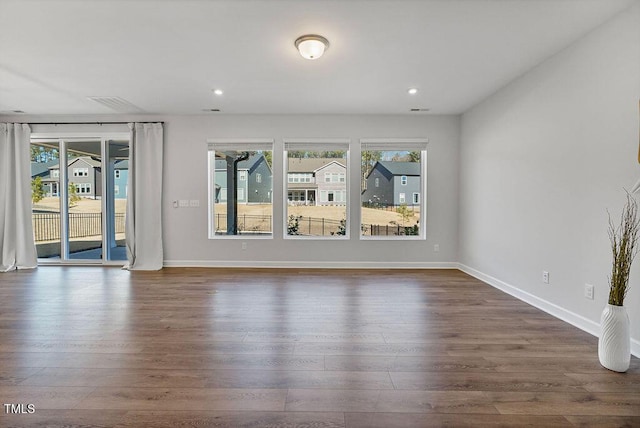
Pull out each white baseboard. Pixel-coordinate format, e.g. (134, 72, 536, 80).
(458, 264, 640, 358)
(163, 260, 459, 269)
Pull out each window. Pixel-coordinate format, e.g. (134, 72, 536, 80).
(284, 139, 349, 238)
(114, 170, 121, 179)
(207, 140, 274, 238)
(73, 167, 88, 177)
(288, 173, 312, 183)
(74, 183, 91, 194)
(360, 139, 427, 239)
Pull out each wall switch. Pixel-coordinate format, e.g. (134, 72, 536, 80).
(189, 199, 200, 207)
(542, 271, 550, 284)
(241, 242, 247, 250)
(585, 283, 594, 300)
(434, 244, 440, 252)
(179, 200, 189, 208)
(172, 200, 178, 208)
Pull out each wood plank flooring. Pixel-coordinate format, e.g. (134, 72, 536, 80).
(0, 267, 638, 427)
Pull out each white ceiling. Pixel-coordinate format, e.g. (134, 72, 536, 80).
(0, 0, 634, 116)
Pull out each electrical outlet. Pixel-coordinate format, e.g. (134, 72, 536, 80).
(542, 271, 549, 284)
(434, 244, 440, 252)
(585, 283, 594, 300)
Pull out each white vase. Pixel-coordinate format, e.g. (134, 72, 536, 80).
(598, 304, 630, 372)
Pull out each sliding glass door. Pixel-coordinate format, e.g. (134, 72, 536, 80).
(30, 134, 129, 264)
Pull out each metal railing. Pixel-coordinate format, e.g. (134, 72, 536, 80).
(361, 224, 419, 236)
(32, 212, 125, 242)
(215, 214, 273, 234)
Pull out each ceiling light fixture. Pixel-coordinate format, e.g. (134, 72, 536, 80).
(295, 34, 329, 60)
(213, 89, 224, 96)
(408, 88, 418, 95)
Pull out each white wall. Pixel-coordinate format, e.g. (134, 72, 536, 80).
(459, 4, 640, 353)
(164, 115, 459, 267)
(2, 114, 460, 268)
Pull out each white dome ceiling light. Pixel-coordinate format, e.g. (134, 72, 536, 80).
(295, 34, 329, 60)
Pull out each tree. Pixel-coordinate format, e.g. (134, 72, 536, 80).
(263, 151, 273, 168)
(31, 146, 58, 163)
(331, 219, 347, 236)
(287, 151, 346, 159)
(287, 215, 302, 235)
(396, 203, 414, 226)
(31, 177, 45, 204)
(408, 151, 421, 162)
(68, 184, 81, 207)
(361, 150, 382, 191)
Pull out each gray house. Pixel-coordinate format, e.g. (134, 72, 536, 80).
(361, 161, 421, 207)
(31, 160, 60, 197)
(287, 158, 346, 206)
(214, 154, 272, 203)
(31, 156, 102, 199)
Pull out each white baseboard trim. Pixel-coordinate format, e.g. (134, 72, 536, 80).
(458, 264, 640, 358)
(163, 260, 459, 269)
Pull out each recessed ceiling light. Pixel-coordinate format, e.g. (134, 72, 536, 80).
(213, 89, 224, 96)
(408, 88, 418, 95)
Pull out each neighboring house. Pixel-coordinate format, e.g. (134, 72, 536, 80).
(34, 156, 103, 199)
(214, 154, 272, 203)
(287, 158, 346, 206)
(113, 160, 128, 199)
(361, 161, 421, 207)
(32, 157, 128, 200)
(31, 160, 60, 197)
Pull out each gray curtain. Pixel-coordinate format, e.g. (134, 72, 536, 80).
(125, 123, 164, 270)
(0, 123, 37, 271)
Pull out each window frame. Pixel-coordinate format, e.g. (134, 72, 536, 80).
(359, 138, 428, 241)
(207, 139, 274, 240)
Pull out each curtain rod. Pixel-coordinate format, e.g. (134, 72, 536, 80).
(21, 121, 164, 125)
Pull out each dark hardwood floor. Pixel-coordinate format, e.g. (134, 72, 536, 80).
(0, 267, 638, 427)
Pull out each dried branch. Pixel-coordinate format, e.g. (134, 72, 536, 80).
(608, 192, 640, 306)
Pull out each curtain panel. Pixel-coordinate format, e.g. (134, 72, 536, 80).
(125, 122, 164, 270)
(0, 123, 37, 272)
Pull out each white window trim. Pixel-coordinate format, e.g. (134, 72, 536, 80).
(359, 138, 428, 241)
(206, 139, 274, 240)
(283, 138, 350, 240)
(73, 167, 89, 177)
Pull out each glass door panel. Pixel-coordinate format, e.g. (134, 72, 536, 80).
(66, 139, 103, 260)
(30, 140, 62, 259)
(106, 139, 129, 261)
